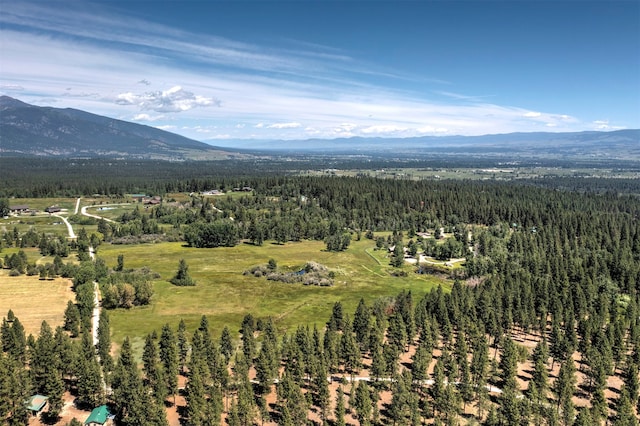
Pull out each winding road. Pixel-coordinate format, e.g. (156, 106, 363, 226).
(57, 199, 102, 347)
(52, 214, 76, 239)
(80, 205, 117, 223)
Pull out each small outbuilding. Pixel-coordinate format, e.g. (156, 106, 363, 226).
(45, 205, 61, 213)
(25, 394, 48, 416)
(84, 405, 113, 425)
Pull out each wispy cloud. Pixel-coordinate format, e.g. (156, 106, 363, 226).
(0, 2, 612, 140)
(266, 122, 302, 129)
(0, 84, 24, 91)
(592, 120, 624, 131)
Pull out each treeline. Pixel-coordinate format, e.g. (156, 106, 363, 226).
(1, 157, 639, 198)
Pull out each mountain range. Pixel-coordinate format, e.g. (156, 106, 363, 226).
(0, 96, 237, 159)
(216, 130, 640, 160)
(1, 96, 638, 161)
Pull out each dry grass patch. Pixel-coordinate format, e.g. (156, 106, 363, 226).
(0, 271, 75, 335)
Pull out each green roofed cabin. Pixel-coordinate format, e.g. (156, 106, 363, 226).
(85, 405, 112, 425)
(25, 394, 48, 415)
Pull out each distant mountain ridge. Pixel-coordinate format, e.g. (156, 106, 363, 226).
(0, 96, 237, 159)
(218, 129, 640, 159)
(1, 96, 638, 161)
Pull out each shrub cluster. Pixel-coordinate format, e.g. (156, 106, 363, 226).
(244, 261, 334, 286)
(111, 233, 175, 245)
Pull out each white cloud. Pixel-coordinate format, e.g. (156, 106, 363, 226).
(523, 111, 541, 118)
(266, 122, 302, 129)
(333, 123, 358, 133)
(133, 113, 165, 121)
(116, 86, 219, 113)
(0, 84, 24, 91)
(155, 125, 176, 130)
(361, 125, 409, 135)
(592, 119, 625, 131)
(417, 126, 449, 134)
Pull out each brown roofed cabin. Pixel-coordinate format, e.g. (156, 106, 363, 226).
(9, 205, 29, 214)
(45, 206, 62, 213)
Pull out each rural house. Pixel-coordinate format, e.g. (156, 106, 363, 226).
(8, 204, 29, 214)
(84, 405, 113, 426)
(25, 394, 48, 417)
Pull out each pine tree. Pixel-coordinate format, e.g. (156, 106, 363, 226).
(389, 373, 411, 425)
(185, 351, 207, 426)
(219, 325, 234, 361)
(0, 352, 30, 426)
(111, 337, 150, 425)
(142, 332, 167, 404)
(159, 323, 179, 404)
(313, 360, 330, 424)
(528, 339, 550, 421)
(97, 309, 112, 372)
(498, 336, 518, 392)
(63, 300, 80, 337)
(177, 319, 188, 373)
(622, 359, 639, 407)
(32, 321, 55, 393)
(353, 380, 373, 426)
(431, 358, 446, 418)
(353, 298, 371, 352)
(170, 259, 195, 286)
(553, 358, 576, 425)
(76, 332, 104, 407)
(411, 342, 430, 384)
(339, 318, 359, 376)
(614, 388, 639, 426)
(574, 407, 593, 426)
(470, 331, 490, 418)
(335, 385, 346, 426)
(241, 321, 256, 361)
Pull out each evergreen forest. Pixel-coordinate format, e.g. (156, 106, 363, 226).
(0, 157, 639, 425)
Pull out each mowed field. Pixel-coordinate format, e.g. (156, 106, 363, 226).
(97, 238, 448, 350)
(0, 272, 75, 336)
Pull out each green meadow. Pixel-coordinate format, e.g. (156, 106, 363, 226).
(97, 238, 448, 348)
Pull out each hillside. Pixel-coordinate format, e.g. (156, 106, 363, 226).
(0, 96, 241, 160)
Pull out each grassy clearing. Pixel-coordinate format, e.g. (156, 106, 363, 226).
(1, 214, 74, 237)
(97, 238, 447, 344)
(0, 271, 75, 336)
(4, 197, 77, 212)
(79, 201, 139, 221)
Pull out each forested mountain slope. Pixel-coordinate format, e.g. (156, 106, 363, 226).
(0, 96, 238, 159)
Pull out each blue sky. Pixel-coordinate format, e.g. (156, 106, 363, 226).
(1, 0, 638, 143)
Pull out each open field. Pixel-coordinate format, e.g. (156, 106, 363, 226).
(1, 214, 74, 237)
(97, 238, 448, 347)
(4, 197, 77, 212)
(0, 271, 75, 336)
(311, 166, 640, 181)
